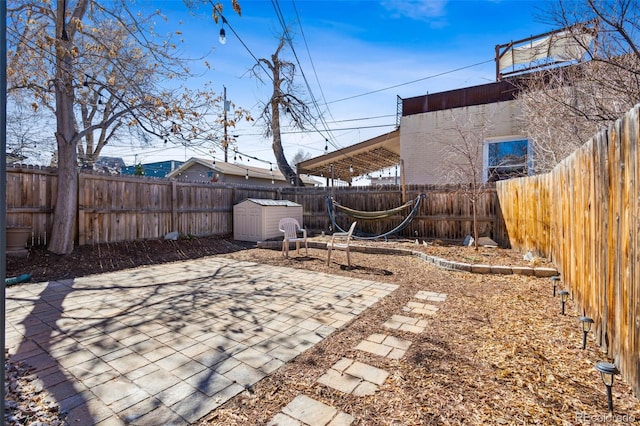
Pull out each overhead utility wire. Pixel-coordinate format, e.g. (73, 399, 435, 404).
(8, 17, 351, 172)
(236, 122, 395, 137)
(326, 59, 494, 104)
(288, 0, 339, 147)
(217, 5, 340, 165)
(271, 0, 340, 151)
(292, 0, 336, 124)
(8, 14, 276, 169)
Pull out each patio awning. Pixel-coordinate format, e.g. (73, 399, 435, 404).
(297, 129, 400, 183)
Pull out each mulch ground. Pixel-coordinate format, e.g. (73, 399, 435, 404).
(5, 236, 640, 425)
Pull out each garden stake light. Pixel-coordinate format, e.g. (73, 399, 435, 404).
(578, 316, 594, 349)
(595, 361, 619, 413)
(557, 290, 569, 315)
(550, 275, 560, 297)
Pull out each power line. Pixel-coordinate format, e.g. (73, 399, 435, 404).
(271, 0, 341, 151)
(292, 0, 335, 124)
(326, 59, 495, 104)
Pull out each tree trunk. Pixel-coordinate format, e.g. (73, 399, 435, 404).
(269, 55, 303, 186)
(48, 0, 83, 255)
(48, 137, 78, 254)
(472, 199, 479, 251)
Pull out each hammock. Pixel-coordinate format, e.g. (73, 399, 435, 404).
(326, 193, 426, 240)
(331, 198, 416, 220)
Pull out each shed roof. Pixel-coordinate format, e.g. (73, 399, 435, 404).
(242, 199, 302, 207)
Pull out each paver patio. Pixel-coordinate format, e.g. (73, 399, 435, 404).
(5, 256, 397, 425)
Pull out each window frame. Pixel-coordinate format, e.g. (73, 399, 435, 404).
(482, 136, 533, 182)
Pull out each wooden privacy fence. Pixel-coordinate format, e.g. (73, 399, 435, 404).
(6, 166, 505, 246)
(497, 105, 640, 396)
(281, 185, 502, 243)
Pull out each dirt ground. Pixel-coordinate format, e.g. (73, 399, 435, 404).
(6, 236, 640, 425)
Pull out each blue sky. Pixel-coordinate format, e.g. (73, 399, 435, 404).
(103, 0, 557, 172)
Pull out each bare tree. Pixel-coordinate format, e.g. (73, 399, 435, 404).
(517, 0, 640, 172)
(251, 35, 313, 186)
(437, 109, 500, 250)
(7, 0, 242, 254)
(6, 103, 56, 165)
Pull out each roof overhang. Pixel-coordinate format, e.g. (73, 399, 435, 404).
(297, 129, 400, 183)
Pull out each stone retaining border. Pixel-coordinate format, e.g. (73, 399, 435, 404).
(256, 240, 559, 277)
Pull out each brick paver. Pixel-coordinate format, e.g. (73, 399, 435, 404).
(402, 301, 440, 316)
(382, 314, 429, 333)
(354, 334, 412, 359)
(414, 291, 448, 302)
(317, 357, 389, 397)
(272, 394, 354, 426)
(6, 257, 396, 425)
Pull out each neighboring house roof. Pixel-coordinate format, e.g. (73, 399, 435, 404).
(121, 160, 184, 177)
(167, 157, 317, 186)
(297, 129, 400, 184)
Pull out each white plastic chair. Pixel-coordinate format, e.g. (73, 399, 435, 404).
(326, 221, 357, 266)
(278, 218, 308, 258)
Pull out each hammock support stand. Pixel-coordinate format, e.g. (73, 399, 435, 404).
(326, 193, 426, 240)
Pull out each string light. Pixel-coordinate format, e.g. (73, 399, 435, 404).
(245, 169, 249, 179)
(12, 16, 341, 172)
(219, 28, 226, 44)
(349, 164, 354, 174)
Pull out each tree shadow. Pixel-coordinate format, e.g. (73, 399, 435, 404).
(338, 264, 393, 276)
(6, 257, 394, 424)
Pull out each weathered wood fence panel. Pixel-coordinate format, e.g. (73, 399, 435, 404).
(496, 105, 640, 396)
(5, 166, 56, 245)
(6, 168, 505, 245)
(278, 184, 500, 242)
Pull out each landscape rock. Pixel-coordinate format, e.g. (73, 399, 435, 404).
(477, 236, 498, 247)
(164, 231, 179, 240)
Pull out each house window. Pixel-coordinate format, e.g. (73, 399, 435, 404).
(483, 138, 531, 182)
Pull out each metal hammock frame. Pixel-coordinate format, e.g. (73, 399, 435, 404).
(326, 193, 426, 240)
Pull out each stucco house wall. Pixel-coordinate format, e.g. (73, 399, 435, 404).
(400, 99, 527, 185)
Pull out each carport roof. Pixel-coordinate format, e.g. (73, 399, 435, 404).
(296, 129, 400, 183)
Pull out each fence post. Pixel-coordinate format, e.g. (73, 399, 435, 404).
(171, 180, 177, 233)
(78, 172, 86, 245)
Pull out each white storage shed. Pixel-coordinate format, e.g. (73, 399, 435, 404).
(233, 199, 304, 242)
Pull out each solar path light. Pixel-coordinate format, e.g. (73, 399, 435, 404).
(578, 316, 594, 349)
(595, 361, 619, 413)
(557, 290, 570, 315)
(550, 275, 560, 297)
